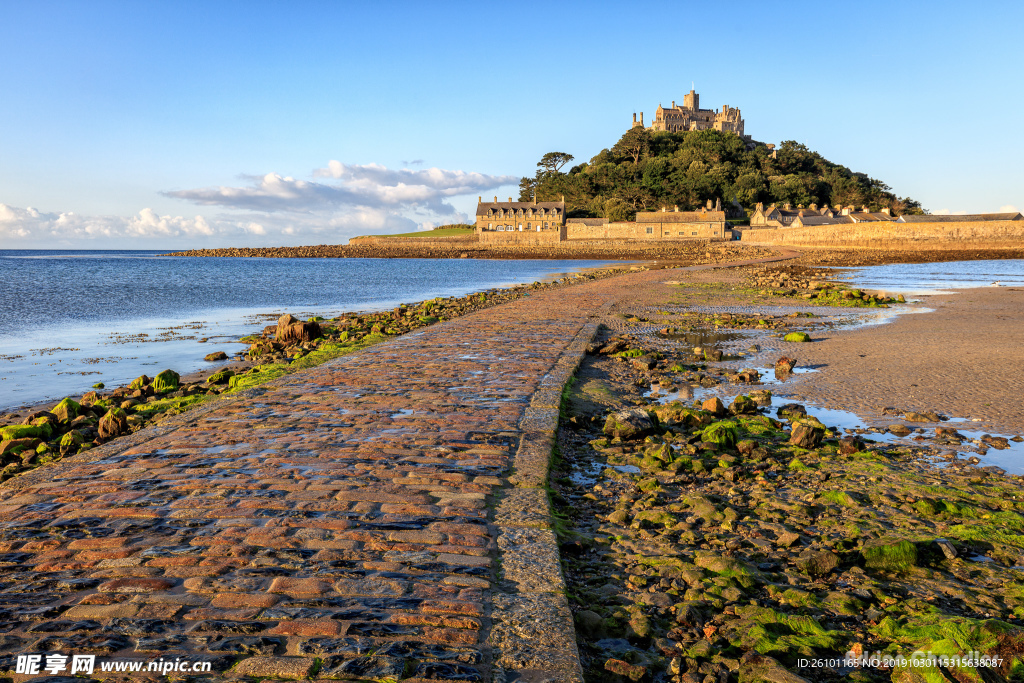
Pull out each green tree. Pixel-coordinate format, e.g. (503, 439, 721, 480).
(537, 152, 574, 174)
(612, 127, 651, 164)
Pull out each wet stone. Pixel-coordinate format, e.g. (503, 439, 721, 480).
(318, 655, 407, 679)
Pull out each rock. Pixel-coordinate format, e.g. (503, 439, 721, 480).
(838, 436, 863, 454)
(776, 532, 801, 548)
(863, 539, 917, 574)
(574, 610, 604, 638)
(129, 375, 151, 390)
(598, 338, 628, 355)
(934, 539, 957, 560)
(904, 411, 941, 422)
(775, 356, 797, 373)
(608, 509, 630, 525)
(631, 355, 656, 371)
(702, 397, 726, 416)
(706, 349, 724, 362)
(783, 332, 811, 343)
(207, 369, 236, 385)
(0, 423, 51, 442)
(748, 389, 772, 407)
(888, 424, 912, 437)
(276, 314, 322, 344)
(738, 650, 811, 682)
(92, 382, 105, 389)
(702, 421, 738, 448)
(59, 430, 85, 455)
(776, 403, 806, 420)
(603, 409, 657, 440)
(204, 351, 229, 361)
(98, 408, 130, 439)
(797, 550, 840, 577)
(789, 418, 825, 448)
(729, 395, 758, 415)
(152, 369, 180, 394)
(80, 391, 100, 406)
(51, 397, 82, 422)
(0, 438, 40, 457)
(604, 658, 646, 681)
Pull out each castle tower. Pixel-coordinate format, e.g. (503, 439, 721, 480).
(683, 89, 699, 111)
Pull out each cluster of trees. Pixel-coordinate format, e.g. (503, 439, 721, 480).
(519, 129, 924, 221)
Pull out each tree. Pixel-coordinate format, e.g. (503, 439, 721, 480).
(612, 127, 651, 165)
(537, 152, 574, 175)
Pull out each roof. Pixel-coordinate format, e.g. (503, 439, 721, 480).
(793, 215, 853, 226)
(849, 212, 896, 222)
(897, 213, 1023, 223)
(476, 200, 564, 216)
(566, 218, 609, 226)
(635, 210, 726, 223)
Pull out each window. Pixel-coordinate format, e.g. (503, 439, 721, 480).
(527, 223, 531, 230)
(679, 231, 684, 236)
(714, 230, 718, 235)
(691, 231, 697, 235)
(518, 224, 523, 231)
(645, 226, 653, 234)
(488, 223, 492, 229)
(545, 221, 549, 229)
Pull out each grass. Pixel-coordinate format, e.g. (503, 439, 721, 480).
(365, 226, 475, 238)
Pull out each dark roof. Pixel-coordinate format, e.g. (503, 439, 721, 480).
(849, 212, 896, 222)
(566, 218, 609, 226)
(897, 213, 1022, 223)
(636, 210, 726, 223)
(476, 200, 564, 216)
(793, 215, 852, 226)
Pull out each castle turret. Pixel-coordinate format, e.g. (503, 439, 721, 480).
(683, 89, 699, 110)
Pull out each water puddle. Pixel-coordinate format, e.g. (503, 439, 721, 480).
(391, 409, 415, 418)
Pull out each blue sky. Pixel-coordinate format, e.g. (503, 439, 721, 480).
(1, 0, 1021, 248)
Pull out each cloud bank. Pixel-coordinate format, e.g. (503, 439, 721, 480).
(1, 162, 516, 247)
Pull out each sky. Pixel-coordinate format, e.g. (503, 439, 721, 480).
(1, 0, 1022, 249)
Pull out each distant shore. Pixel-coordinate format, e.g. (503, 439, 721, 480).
(164, 241, 1024, 266)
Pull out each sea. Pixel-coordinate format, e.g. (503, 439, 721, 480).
(0, 250, 620, 412)
(842, 258, 1024, 295)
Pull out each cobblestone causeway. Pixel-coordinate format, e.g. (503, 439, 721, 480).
(0, 278, 636, 682)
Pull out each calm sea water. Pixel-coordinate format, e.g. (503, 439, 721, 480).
(0, 250, 619, 411)
(844, 259, 1024, 294)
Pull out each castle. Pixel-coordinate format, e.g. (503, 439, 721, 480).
(632, 88, 748, 139)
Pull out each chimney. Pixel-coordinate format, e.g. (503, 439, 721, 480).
(841, 206, 850, 216)
(639, 112, 644, 126)
(494, 196, 498, 203)
(672, 101, 675, 108)
(632, 113, 637, 123)
(674, 205, 679, 212)
(508, 197, 513, 203)
(881, 207, 891, 215)
(478, 196, 482, 203)
(861, 205, 869, 213)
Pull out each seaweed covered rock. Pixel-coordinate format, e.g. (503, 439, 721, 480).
(276, 313, 322, 344)
(738, 651, 811, 683)
(98, 407, 129, 439)
(603, 408, 657, 440)
(152, 369, 180, 394)
(59, 430, 85, 455)
(789, 417, 826, 448)
(50, 397, 82, 422)
(784, 332, 811, 343)
(863, 539, 917, 574)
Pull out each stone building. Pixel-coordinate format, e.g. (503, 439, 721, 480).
(632, 88, 747, 139)
(475, 197, 566, 233)
(896, 212, 1022, 223)
(566, 200, 730, 241)
(751, 202, 895, 228)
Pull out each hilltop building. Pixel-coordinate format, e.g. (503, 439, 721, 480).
(632, 88, 747, 139)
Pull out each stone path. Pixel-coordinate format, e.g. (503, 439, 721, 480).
(0, 278, 632, 682)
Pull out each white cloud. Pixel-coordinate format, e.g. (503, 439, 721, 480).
(0, 204, 214, 241)
(164, 161, 516, 216)
(999, 204, 1020, 213)
(931, 208, 969, 216)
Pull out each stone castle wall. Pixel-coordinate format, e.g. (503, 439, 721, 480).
(739, 220, 1024, 250)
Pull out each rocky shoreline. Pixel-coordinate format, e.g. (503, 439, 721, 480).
(547, 266, 1024, 682)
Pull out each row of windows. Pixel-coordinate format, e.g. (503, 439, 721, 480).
(486, 223, 551, 231)
(486, 208, 560, 218)
(644, 226, 719, 236)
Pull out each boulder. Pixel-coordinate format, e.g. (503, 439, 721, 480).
(776, 403, 807, 420)
(59, 430, 85, 455)
(152, 369, 180, 394)
(863, 539, 917, 574)
(775, 356, 797, 373)
(129, 375, 151, 390)
(701, 397, 726, 416)
(730, 395, 759, 415)
(783, 332, 811, 343)
(204, 351, 228, 361)
(888, 424, 912, 437)
(0, 424, 51, 442)
(630, 354, 656, 371)
(276, 314, 322, 344)
(51, 397, 82, 422)
(701, 420, 738, 448)
(207, 369, 235, 385)
(789, 418, 825, 448)
(748, 389, 772, 407)
(98, 408, 130, 439)
(603, 409, 657, 440)
(80, 391, 100, 406)
(797, 550, 840, 577)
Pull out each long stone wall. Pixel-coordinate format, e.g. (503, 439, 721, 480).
(567, 222, 730, 241)
(348, 234, 478, 246)
(478, 230, 563, 246)
(739, 220, 1024, 250)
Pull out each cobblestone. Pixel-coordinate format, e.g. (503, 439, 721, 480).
(0, 276, 642, 682)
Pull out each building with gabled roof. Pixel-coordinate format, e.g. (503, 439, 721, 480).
(897, 213, 1022, 223)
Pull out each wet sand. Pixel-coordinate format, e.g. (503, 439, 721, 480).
(778, 286, 1024, 435)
